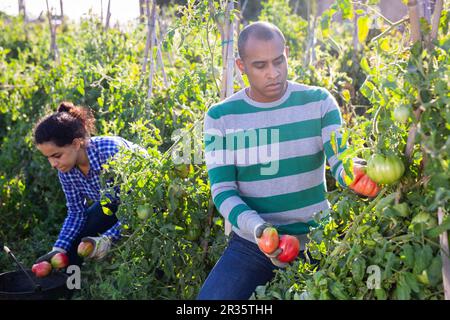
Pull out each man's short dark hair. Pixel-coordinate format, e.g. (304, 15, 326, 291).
(237, 21, 286, 59)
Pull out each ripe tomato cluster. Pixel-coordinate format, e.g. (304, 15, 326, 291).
(257, 227, 300, 263)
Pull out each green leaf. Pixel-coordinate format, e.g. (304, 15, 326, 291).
(400, 244, 415, 269)
(360, 57, 371, 74)
(427, 256, 442, 287)
(413, 245, 433, 274)
(321, 13, 332, 38)
(351, 257, 366, 283)
(330, 131, 338, 155)
(102, 206, 113, 216)
(357, 16, 370, 44)
(379, 38, 391, 52)
(375, 288, 387, 300)
(394, 276, 411, 300)
(329, 281, 349, 300)
(375, 193, 396, 213)
(360, 79, 377, 101)
(97, 96, 104, 107)
(340, 129, 350, 149)
(426, 215, 450, 238)
(338, 0, 353, 20)
(342, 89, 351, 103)
(137, 178, 146, 188)
(404, 272, 420, 293)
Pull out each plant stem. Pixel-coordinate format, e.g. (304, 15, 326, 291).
(371, 18, 409, 43)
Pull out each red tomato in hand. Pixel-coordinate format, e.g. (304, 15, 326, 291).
(348, 167, 380, 198)
(77, 241, 94, 258)
(257, 227, 279, 254)
(277, 235, 300, 263)
(50, 252, 69, 270)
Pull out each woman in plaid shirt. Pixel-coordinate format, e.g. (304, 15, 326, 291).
(33, 101, 142, 267)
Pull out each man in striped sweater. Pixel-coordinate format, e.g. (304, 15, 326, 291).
(198, 22, 380, 300)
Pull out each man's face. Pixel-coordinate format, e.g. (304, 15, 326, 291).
(36, 140, 82, 173)
(236, 35, 289, 103)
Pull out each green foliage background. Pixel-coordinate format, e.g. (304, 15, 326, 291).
(0, 0, 448, 299)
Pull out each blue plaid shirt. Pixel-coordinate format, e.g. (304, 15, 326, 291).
(54, 136, 142, 251)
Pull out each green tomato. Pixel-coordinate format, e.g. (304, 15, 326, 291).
(393, 105, 410, 123)
(185, 225, 202, 241)
(137, 204, 153, 220)
(416, 270, 430, 285)
(168, 178, 188, 199)
(174, 164, 192, 179)
(366, 154, 405, 185)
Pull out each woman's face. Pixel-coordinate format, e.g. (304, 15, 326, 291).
(36, 139, 82, 173)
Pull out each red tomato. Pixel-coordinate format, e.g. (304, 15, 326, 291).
(77, 241, 94, 258)
(257, 227, 279, 254)
(348, 167, 380, 198)
(50, 252, 69, 270)
(31, 261, 52, 278)
(277, 235, 300, 263)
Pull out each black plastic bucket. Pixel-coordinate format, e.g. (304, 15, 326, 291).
(0, 270, 73, 300)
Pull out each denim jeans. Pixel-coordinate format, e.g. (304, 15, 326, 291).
(66, 201, 119, 267)
(198, 231, 304, 300)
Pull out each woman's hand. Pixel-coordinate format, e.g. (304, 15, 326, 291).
(80, 235, 112, 261)
(35, 247, 66, 264)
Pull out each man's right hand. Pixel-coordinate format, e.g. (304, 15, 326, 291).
(254, 223, 288, 268)
(344, 158, 380, 198)
(35, 247, 66, 264)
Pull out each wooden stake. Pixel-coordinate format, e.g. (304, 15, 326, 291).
(159, 9, 173, 67)
(221, 1, 235, 100)
(45, 0, 59, 63)
(142, 0, 156, 74)
(208, 0, 235, 235)
(18, 0, 26, 20)
(234, 2, 245, 89)
(222, 1, 235, 235)
(294, 0, 301, 15)
(105, 0, 111, 32)
(352, 3, 359, 54)
(146, 0, 157, 98)
(408, 0, 422, 43)
(156, 29, 168, 87)
(60, 0, 64, 24)
(304, 0, 317, 66)
(18, 0, 28, 39)
(139, 0, 146, 24)
(422, 0, 432, 23)
(431, 0, 443, 40)
(438, 207, 450, 300)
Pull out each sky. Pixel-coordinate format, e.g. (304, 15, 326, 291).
(0, 0, 141, 25)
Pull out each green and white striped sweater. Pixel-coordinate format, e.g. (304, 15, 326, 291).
(204, 81, 348, 249)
